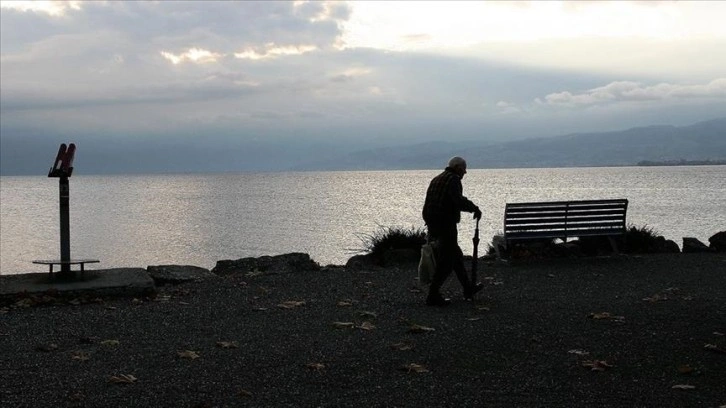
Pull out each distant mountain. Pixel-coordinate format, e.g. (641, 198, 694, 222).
(292, 118, 726, 170)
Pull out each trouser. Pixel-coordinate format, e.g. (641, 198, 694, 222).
(427, 222, 471, 297)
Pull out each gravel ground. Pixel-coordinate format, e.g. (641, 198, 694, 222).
(1, 253, 725, 407)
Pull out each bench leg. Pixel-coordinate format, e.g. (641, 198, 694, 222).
(608, 237, 619, 254)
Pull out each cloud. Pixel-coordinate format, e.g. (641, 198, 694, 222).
(537, 79, 726, 107)
(161, 48, 223, 64)
(330, 67, 371, 82)
(234, 43, 318, 60)
(494, 100, 522, 115)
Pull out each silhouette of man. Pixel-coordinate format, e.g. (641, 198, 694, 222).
(422, 156, 483, 306)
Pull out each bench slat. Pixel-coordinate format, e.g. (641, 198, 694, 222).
(507, 228, 625, 240)
(506, 199, 628, 208)
(505, 215, 626, 225)
(506, 204, 627, 214)
(506, 222, 624, 232)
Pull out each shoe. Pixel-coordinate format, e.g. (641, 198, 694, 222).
(464, 282, 484, 300)
(426, 295, 452, 307)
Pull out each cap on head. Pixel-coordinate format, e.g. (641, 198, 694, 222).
(447, 156, 467, 169)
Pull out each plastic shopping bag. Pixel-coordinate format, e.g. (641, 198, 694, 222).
(418, 241, 437, 285)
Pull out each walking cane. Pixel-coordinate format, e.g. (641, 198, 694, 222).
(471, 217, 480, 285)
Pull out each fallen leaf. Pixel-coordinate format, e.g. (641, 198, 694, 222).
(714, 332, 724, 336)
(677, 364, 696, 375)
(178, 350, 200, 360)
(390, 341, 414, 351)
(246, 271, 263, 277)
(399, 363, 429, 373)
(154, 295, 171, 302)
(68, 392, 85, 402)
(131, 298, 143, 304)
(36, 343, 59, 352)
(704, 344, 726, 354)
(409, 288, 422, 293)
(306, 363, 325, 371)
(408, 324, 435, 333)
(582, 360, 613, 371)
(476, 306, 491, 312)
(588, 312, 625, 321)
(337, 300, 353, 307)
(238, 389, 253, 398)
(332, 322, 355, 329)
(252, 307, 268, 311)
(109, 374, 137, 384)
(71, 351, 90, 361)
(357, 321, 376, 331)
(277, 300, 305, 309)
(671, 384, 696, 390)
(15, 298, 34, 308)
(216, 341, 239, 349)
(568, 349, 590, 356)
(68, 299, 81, 306)
(466, 317, 482, 321)
(0, 307, 9, 314)
(101, 339, 120, 346)
(178, 301, 190, 305)
(105, 306, 118, 310)
(355, 310, 377, 319)
(643, 294, 667, 302)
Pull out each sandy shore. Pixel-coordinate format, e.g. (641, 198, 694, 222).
(1, 253, 725, 407)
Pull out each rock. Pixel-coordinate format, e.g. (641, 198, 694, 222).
(147, 265, 216, 285)
(708, 231, 726, 252)
(212, 253, 320, 276)
(382, 248, 419, 266)
(660, 239, 680, 253)
(682, 237, 713, 253)
(345, 253, 379, 270)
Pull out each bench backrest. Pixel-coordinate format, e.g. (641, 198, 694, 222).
(504, 199, 628, 241)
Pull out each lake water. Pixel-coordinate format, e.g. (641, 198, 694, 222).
(1, 166, 724, 275)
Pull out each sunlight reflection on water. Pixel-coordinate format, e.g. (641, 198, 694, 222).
(1, 166, 724, 274)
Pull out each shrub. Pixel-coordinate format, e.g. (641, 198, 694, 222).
(622, 224, 668, 253)
(356, 225, 427, 260)
(578, 224, 665, 255)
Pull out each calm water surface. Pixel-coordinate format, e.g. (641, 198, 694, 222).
(1, 167, 724, 275)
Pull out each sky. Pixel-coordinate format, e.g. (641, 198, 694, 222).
(1, 1, 725, 174)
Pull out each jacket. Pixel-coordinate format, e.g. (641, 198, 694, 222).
(422, 167, 478, 225)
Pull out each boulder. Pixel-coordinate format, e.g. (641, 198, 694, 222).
(345, 253, 379, 270)
(212, 253, 320, 276)
(708, 231, 726, 252)
(649, 236, 680, 253)
(147, 265, 217, 285)
(661, 239, 681, 253)
(682, 237, 713, 253)
(382, 248, 419, 266)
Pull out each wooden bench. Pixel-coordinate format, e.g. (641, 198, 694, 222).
(32, 259, 100, 277)
(503, 199, 628, 253)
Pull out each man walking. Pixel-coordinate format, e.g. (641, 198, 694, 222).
(422, 156, 483, 306)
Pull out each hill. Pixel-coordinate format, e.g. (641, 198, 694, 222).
(293, 117, 726, 170)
